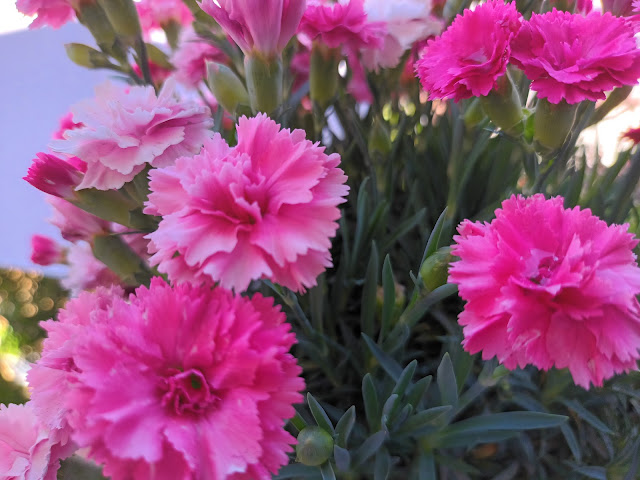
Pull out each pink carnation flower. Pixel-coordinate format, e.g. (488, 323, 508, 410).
(146, 114, 349, 292)
(31, 234, 64, 266)
(198, 0, 306, 58)
(415, 0, 522, 101)
(0, 402, 73, 480)
(298, 0, 386, 52)
(135, 0, 193, 35)
(28, 278, 304, 479)
(51, 80, 213, 190)
(510, 10, 640, 104)
(24, 152, 86, 200)
(15, 0, 75, 29)
(52, 112, 83, 140)
(171, 29, 228, 87)
(449, 195, 640, 389)
(623, 125, 640, 144)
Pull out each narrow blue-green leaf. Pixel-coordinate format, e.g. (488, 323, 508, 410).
(380, 394, 398, 429)
(570, 466, 607, 480)
(406, 376, 432, 409)
(417, 452, 437, 480)
(351, 177, 370, 264)
(435, 429, 519, 448)
(363, 374, 380, 431)
(437, 353, 458, 407)
(396, 406, 452, 435)
(559, 399, 614, 435)
(360, 243, 379, 338)
(362, 333, 403, 381)
(560, 423, 582, 463)
(290, 411, 308, 433)
(441, 412, 567, 438)
(319, 461, 336, 480)
(421, 207, 448, 266)
(392, 360, 417, 399)
(334, 406, 356, 448)
(400, 283, 458, 328)
(351, 431, 387, 467)
(333, 445, 351, 472)
(382, 323, 410, 354)
(379, 255, 395, 343)
(374, 449, 391, 480)
(307, 393, 335, 435)
(273, 463, 321, 479)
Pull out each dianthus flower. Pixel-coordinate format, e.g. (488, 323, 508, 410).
(28, 278, 304, 480)
(52, 112, 83, 140)
(15, 0, 75, 29)
(171, 29, 228, 87)
(449, 194, 640, 389)
(510, 10, 640, 104)
(199, 0, 306, 59)
(623, 126, 640, 144)
(298, 0, 386, 52)
(50, 80, 213, 190)
(415, 0, 522, 101)
(31, 234, 64, 266)
(145, 114, 349, 292)
(0, 402, 74, 480)
(135, 0, 193, 35)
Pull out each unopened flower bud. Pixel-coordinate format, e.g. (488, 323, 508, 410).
(206, 62, 250, 116)
(480, 73, 523, 135)
(75, 1, 125, 61)
(420, 247, 453, 292)
(310, 43, 340, 109)
(65, 43, 114, 69)
(296, 426, 334, 466)
(533, 98, 579, 152)
(244, 55, 283, 114)
(24, 153, 84, 200)
(96, 0, 141, 41)
(30, 235, 65, 266)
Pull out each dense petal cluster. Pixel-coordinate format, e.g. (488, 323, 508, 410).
(298, 0, 385, 52)
(510, 10, 640, 104)
(198, 0, 306, 58)
(415, 0, 522, 101)
(51, 80, 213, 190)
(449, 195, 640, 389)
(0, 403, 73, 480)
(172, 29, 228, 87)
(135, 0, 193, 34)
(28, 279, 304, 480)
(15, 0, 75, 29)
(146, 114, 349, 292)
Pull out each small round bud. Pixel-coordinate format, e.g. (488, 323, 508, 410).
(296, 426, 334, 466)
(420, 247, 453, 292)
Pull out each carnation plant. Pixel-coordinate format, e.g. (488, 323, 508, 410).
(6, 0, 640, 478)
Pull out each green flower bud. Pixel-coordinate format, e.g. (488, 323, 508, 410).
(533, 98, 579, 153)
(296, 426, 334, 466)
(96, 0, 141, 41)
(65, 43, 113, 69)
(206, 62, 251, 116)
(419, 247, 453, 292)
(75, 1, 125, 61)
(310, 43, 340, 110)
(480, 73, 523, 135)
(244, 55, 283, 114)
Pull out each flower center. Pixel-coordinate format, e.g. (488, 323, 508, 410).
(160, 368, 219, 415)
(530, 255, 560, 285)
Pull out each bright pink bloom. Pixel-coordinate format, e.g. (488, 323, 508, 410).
(510, 10, 640, 104)
(29, 278, 304, 479)
(415, 0, 522, 101)
(623, 126, 640, 144)
(52, 112, 83, 140)
(31, 234, 64, 266)
(171, 29, 228, 87)
(51, 80, 213, 190)
(135, 0, 193, 34)
(298, 0, 385, 52)
(449, 195, 640, 389)
(0, 402, 73, 480)
(199, 0, 306, 58)
(24, 152, 85, 199)
(146, 114, 349, 292)
(47, 197, 110, 243)
(15, 0, 75, 29)
(61, 242, 122, 294)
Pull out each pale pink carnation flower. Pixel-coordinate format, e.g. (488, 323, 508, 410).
(0, 402, 74, 480)
(171, 29, 228, 87)
(146, 114, 349, 292)
(31, 234, 64, 266)
(135, 0, 193, 35)
(51, 80, 213, 191)
(61, 242, 121, 294)
(15, 0, 75, 29)
(29, 278, 304, 479)
(361, 0, 443, 70)
(449, 194, 640, 389)
(46, 197, 110, 243)
(298, 0, 385, 52)
(198, 0, 306, 58)
(415, 0, 522, 101)
(510, 10, 640, 104)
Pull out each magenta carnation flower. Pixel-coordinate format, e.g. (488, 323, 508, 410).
(145, 113, 349, 292)
(31, 234, 64, 266)
(135, 0, 193, 34)
(510, 10, 640, 104)
(449, 195, 640, 389)
(199, 0, 306, 59)
(0, 402, 73, 480)
(414, 0, 522, 101)
(28, 278, 304, 480)
(15, 0, 75, 29)
(50, 80, 213, 190)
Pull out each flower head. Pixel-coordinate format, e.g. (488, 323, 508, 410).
(415, 0, 522, 101)
(51, 80, 213, 190)
(298, 0, 386, 52)
(24, 152, 85, 199)
(0, 402, 73, 480)
(15, 0, 75, 29)
(510, 10, 640, 104)
(31, 234, 64, 266)
(198, 0, 306, 59)
(449, 194, 640, 389)
(135, 0, 193, 35)
(28, 278, 304, 479)
(146, 114, 349, 292)
(172, 29, 228, 87)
